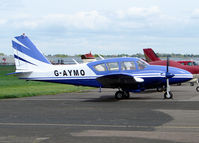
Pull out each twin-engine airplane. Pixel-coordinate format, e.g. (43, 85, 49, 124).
(10, 34, 193, 99)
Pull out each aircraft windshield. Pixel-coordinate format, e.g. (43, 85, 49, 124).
(137, 59, 148, 70)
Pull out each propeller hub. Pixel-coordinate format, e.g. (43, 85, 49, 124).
(166, 72, 174, 78)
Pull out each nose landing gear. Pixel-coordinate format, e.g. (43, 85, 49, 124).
(164, 78, 173, 99)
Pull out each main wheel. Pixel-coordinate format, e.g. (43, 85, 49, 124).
(177, 83, 181, 86)
(196, 86, 199, 92)
(164, 91, 173, 99)
(157, 86, 166, 92)
(123, 91, 130, 99)
(115, 91, 124, 100)
(190, 82, 194, 86)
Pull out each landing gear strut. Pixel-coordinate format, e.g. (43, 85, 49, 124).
(115, 90, 130, 100)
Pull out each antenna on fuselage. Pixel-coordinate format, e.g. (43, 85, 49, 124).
(72, 59, 79, 64)
(98, 54, 104, 60)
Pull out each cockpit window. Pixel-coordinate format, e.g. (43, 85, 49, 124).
(137, 59, 148, 70)
(107, 62, 119, 71)
(94, 63, 107, 71)
(121, 61, 136, 70)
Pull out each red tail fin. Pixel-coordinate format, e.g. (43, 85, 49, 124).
(143, 48, 161, 62)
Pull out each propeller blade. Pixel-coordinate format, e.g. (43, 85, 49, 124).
(166, 56, 169, 73)
(165, 56, 174, 78)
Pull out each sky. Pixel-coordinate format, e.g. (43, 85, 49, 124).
(1, 0, 199, 55)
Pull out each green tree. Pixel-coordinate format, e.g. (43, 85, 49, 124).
(0, 53, 5, 56)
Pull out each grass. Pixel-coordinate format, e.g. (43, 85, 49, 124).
(0, 65, 93, 99)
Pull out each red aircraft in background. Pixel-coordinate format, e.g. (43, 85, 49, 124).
(143, 48, 199, 91)
(81, 52, 96, 63)
(144, 48, 199, 65)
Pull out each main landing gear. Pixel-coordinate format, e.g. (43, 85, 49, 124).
(115, 90, 130, 100)
(156, 86, 166, 92)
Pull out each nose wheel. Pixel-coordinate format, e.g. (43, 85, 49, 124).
(164, 91, 173, 99)
(157, 85, 166, 92)
(115, 91, 130, 100)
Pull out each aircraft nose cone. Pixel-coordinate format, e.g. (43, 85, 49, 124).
(175, 68, 193, 81)
(168, 67, 193, 84)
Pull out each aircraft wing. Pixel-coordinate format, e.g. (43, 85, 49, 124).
(96, 73, 144, 89)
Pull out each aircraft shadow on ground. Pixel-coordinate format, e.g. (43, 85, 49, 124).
(83, 95, 119, 102)
(83, 94, 162, 102)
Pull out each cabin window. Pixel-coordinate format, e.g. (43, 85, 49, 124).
(94, 63, 107, 71)
(121, 61, 136, 70)
(137, 59, 148, 70)
(187, 62, 193, 66)
(107, 62, 119, 71)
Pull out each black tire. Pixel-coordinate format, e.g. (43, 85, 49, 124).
(190, 82, 194, 86)
(115, 91, 124, 100)
(164, 91, 173, 99)
(196, 86, 199, 92)
(123, 91, 130, 99)
(157, 86, 166, 92)
(177, 83, 181, 86)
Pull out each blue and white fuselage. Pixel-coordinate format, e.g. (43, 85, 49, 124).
(11, 34, 193, 99)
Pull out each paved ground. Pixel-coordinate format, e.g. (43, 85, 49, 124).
(0, 84, 199, 143)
